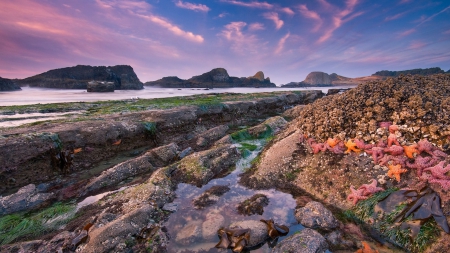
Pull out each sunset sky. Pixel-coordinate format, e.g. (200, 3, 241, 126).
(0, 0, 449, 85)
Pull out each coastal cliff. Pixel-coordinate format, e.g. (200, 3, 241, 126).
(17, 65, 143, 90)
(145, 68, 276, 88)
(0, 77, 21, 91)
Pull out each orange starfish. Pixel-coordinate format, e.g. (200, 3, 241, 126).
(327, 137, 340, 148)
(355, 241, 380, 253)
(345, 139, 361, 154)
(112, 139, 122, 146)
(387, 164, 408, 182)
(403, 144, 419, 158)
(73, 148, 83, 154)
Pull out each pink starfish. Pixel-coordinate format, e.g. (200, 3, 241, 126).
(379, 155, 407, 167)
(347, 186, 368, 205)
(387, 133, 400, 147)
(423, 161, 450, 180)
(365, 147, 385, 164)
(432, 149, 448, 160)
(326, 142, 346, 154)
(429, 178, 450, 191)
(307, 138, 316, 146)
(406, 156, 437, 177)
(384, 145, 404, 156)
(311, 142, 327, 154)
(359, 179, 384, 196)
(389, 125, 399, 134)
(354, 139, 374, 150)
(376, 139, 387, 148)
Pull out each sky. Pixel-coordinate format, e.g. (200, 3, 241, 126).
(0, 0, 449, 85)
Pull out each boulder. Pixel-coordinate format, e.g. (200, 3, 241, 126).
(0, 77, 21, 91)
(169, 144, 241, 187)
(248, 116, 287, 137)
(271, 228, 329, 253)
(0, 184, 54, 215)
(295, 201, 339, 231)
(229, 220, 269, 247)
(87, 81, 115, 92)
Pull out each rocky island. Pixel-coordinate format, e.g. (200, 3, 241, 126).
(145, 68, 276, 88)
(0, 73, 450, 253)
(0, 77, 21, 91)
(16, 65, 143, 90)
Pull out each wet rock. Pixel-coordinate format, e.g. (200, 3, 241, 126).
(0, 240, 43, 253)
(113, 167, 175, 213)
(202, 212, 225, 240)
(192, 185, 230, 209)
(0, 184, 55, 215)
(162, 202, 179, 212)
(87, 81, 115, 92)
(178, 147, 192, 159)
(236, 194, 269, 216)
(295, 201, 339, 231)
(283, 105, 306, 119)
(214, 134, 233, 146)
(169, 144, 240, 187)
(194, 125, 229, 148)
(36, 231, 76, 253)
(271, 228, 329, 253)
(175, 220, 203, 246)
(324, 230, 354, 250)
(229, 220, 269, 248)
(82, 204, 156, 253)
(82, 143, 178, 196)
(248, 116, 287, 137)
(95, 212, 118, 228)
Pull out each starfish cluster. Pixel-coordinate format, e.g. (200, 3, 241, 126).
(301, 124, 450, 189)
(347, 179, 384, 205)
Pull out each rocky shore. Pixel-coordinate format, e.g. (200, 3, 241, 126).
(2, 73, 450, 253)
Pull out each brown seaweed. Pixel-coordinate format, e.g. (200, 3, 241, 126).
(260, 219, 289, 239)
(375, 187, 450, 236)
(215, 227, 250, 253)
(50, 147, 74, 175)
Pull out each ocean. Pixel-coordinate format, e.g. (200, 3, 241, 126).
(0, 86, 356, 106)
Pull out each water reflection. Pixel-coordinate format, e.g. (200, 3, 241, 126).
(0, 86, 356, 106)
(165, 140, 302, 253)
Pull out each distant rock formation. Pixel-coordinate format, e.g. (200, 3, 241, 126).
(281, 71, 380, 87)
(17, 65, 143, 90)
(304, 72, 332, 86)
(87, 81, 115, 92)
(145, 68, 276, 88)
(0, 77, 21, 91)
(372, 67, 445, 77)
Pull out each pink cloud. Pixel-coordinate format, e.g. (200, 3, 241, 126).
(317, 0, 361, 43)
(263, 12, 284, 30)
(275, 32, 290, 54)
(218, 12, 228, 18)
(409, 41, 426, 49)
(220, 0, 273, 9)
(175, 0, 210, 12)
(280, 7, 295, 15)
(138, 14, 204, 42)
(249, 22, 265, 31)
(218, 22, 265, 55)
(398, 28, 416, 37)
(385, 11, 407, 21)
(298, 4, 322, 32)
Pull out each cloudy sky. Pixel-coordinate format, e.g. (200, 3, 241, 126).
(0, 0, 449, 85)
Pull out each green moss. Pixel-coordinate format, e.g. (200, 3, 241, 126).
(0, 202, 76, 245)
(352, 188, 397, 221)
(143, 122, 157, 135)
(258, 125, 273, 139)
(230, 129, 252, 142)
